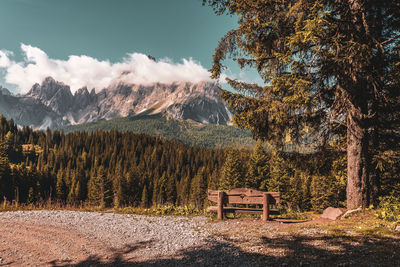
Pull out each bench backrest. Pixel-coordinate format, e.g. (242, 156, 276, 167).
(208, 188, 280, 205)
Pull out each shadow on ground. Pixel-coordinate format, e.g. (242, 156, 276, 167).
(51, 231, 400, 267)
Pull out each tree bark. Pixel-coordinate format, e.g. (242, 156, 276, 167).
(346, 114, 370, 209)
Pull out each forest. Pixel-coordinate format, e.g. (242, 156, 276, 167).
(1, 115, 398, 212)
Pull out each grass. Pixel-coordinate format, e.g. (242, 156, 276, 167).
(0, 200, 105, 213)
(209, 210, 400, 266)
(0, 200, 208, 217)
(116, 205, 206, 217)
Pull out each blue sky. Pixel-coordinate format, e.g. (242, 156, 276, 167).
(0, 0, 258, 93)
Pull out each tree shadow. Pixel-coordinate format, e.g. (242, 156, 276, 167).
(51, 234, 400, 266)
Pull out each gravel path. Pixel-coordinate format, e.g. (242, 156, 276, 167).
(0, 210, 260, 266)
(1, 210, 397, 266)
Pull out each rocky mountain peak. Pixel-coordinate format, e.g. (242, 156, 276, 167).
(27, 76, 72, 102)
(0, 86, 12, 96)
(26, 77, 74, 115)
(2, 77, 231, 129)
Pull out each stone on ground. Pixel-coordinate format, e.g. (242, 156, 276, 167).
(341, 207, 363, 219)
(320, 207, 346, 220)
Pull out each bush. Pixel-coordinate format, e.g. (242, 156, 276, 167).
(118, 205, 204, 216)
(377, 196, 400, 223)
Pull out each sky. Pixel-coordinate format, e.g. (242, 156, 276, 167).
(0, 0, 258, 94)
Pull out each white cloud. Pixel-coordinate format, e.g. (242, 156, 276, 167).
(0, 50, 13, 68)
(0, 44, 218, 94)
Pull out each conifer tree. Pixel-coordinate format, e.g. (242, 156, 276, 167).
(246, 140, 269, 189)
(113, 165, 124, 208)
(152, 179, 159, 206)
(190, 167, 208, 209)
(0, 137, 11, 197)
(56, 169, 67, 201)
(219, 148, 244, 190)
(204, 0, 400, 209)
(27, 187, 34, 204)
(268, 151, 291, 200)
(165, 174, 177, 204)
(157, 172, 168, 204)
(310, 175, 336, 212)
(208, 169, 219, 190)
(140, 185, 148, 208)
(88, 166, 112, 208)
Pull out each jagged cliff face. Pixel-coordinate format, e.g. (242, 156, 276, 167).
(0, 77, 232, 129)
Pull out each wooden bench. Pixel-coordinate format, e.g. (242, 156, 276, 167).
(207, 188, 280, 221)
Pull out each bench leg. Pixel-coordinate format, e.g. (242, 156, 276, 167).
(262, 193, 270, 222)
(217, 191, 225, 220)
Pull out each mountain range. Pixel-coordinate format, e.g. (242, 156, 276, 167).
(0, 77, 232, 129)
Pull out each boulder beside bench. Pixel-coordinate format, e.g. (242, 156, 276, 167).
(207, 188, 280, 221)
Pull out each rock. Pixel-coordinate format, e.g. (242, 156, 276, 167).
(1, 77, 232, 128)
(342, 207, 363, 219)
(321, 207, 347, 220)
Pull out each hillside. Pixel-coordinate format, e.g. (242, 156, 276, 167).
(59, 114, 255, 149)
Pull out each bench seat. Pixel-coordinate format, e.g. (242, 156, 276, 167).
(208, 206, 280, 215)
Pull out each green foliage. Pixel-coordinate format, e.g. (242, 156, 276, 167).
(219, 148, 245, 190)
(204, 0, 400, 209)
(60, 114, 255, 149)
(268, 150, 292, 198)
(278, 206, 314, 221)
(118, 205, 205, 217)
(0, 115, 227, 208)
(140, 185, 148, 208)
(245, 140, 269, 189)
(377, 196, 400, 224)
(0, 115, 397, 214)
(310, 175, 337, 213)
(88, 166, 113, 208)
(190, 167, 208, 209)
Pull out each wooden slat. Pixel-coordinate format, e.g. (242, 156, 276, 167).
(208, 206, 280, 215)
(208, 189, 280, 204)
(225, 188, 265, 196)
(226, 195, 265, 205)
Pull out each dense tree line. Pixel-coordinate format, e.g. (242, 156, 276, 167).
(1, 115, 398, 211)
(0, 115, 226, 208)
(218, 140, 399, 212)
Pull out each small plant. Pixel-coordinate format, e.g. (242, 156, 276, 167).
(376, 196, 400, 224)
(118, 205, 205, 216)
(278, 205, 314, 220)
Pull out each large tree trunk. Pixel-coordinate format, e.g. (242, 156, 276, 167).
(346, 114, 370, 209)
(345, 0, 374, 210)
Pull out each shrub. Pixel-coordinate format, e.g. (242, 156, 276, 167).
(377, 196, 400, 223)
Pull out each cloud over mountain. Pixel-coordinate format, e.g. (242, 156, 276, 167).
(0, 44, 214, 93)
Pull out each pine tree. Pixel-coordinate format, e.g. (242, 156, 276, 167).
(140, 185, 148, 208)
(190, 167, 208, 209)
(310, 175, 336, 212)
(204, 0, 400, 209)
(27, 187, 34, 204)
(88, 166, 112, 208)
(0, 137, 11, 199)
(165, 174, 177, 204)
(56, 169, 67, 201)
(219, 148, 244, 190)
(208, 169, 219, 190)
(246, 140, 269, 189)
(113, 168, 124, 208)
(268, 150, 291, 200)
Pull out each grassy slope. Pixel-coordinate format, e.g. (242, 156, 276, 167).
(59, 114, 255, 149)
